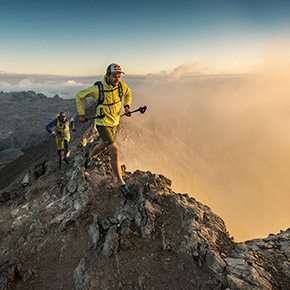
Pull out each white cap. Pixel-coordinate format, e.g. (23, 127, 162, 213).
(106, 63, 125, 75)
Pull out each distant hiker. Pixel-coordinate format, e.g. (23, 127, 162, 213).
(46, 112, 75, 168)
(76, 63, 133, 200)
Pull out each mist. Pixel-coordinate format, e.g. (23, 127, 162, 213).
(1, 63, 290, 241)
(117, 67, 290, 241)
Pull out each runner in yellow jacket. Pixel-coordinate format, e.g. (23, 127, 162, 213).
(46, 112, 75, 168)
(76, 63, 133, 199)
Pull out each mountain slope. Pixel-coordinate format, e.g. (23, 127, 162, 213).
(0, 122, 289, 290)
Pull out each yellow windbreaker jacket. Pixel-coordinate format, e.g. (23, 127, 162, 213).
(76, 78, 132, 127)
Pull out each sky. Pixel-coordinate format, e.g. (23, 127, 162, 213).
(1, 0, 290, 75)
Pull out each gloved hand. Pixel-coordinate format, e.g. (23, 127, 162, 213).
(79, 115, 88, 123)
(124, 105, 131, 117)
(51, 131, 56, 137)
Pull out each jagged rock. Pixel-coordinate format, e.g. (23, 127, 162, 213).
(282, 261, 290, 278)
(119, 218, 131, 236)
(226, 258, 251, 277)
(21, 173, 30, 186)
(88, 215, 100, 249)
(53, 94, 61, 99)
(22, 268, 34, 282)
(102, 225, 119, 257)
(227, 274, 256, 290)
(206, 251, 226, 274)
(74, 258, 91, 290)
(65, 179, 78, 194)
(33, 161, 48, 179)
(139, 200, 161, 237)
(11, 214, 29, 229)
(60, 207, 88, 231)
(28, 219, 44, 236)
(179, 234, 208, 267)
(225, 258, 272, 289)
(99, 217, 112, 230)
(73, 155, 85, 171)
(280, 241, 290, 258)
(15, 237, 25, 248)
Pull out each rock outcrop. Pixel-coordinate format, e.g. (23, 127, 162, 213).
(0, 110, 289, 290)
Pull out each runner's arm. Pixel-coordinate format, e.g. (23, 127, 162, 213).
(76, 86, 99, 116)
(122, 82, 132, 109)
(45, 119, 57, 134)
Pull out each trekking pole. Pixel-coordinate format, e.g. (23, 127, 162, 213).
(86, 106, 147, 121)
(86, 114, 105, 121)
(120, 105, 147, 117)
(86, 110, 105, 121)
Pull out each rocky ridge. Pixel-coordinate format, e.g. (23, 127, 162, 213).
(0, 120, 289, 290)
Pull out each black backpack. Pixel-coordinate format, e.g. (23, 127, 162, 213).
(93, 81, 124, 119)
(93, 81, 123, 105)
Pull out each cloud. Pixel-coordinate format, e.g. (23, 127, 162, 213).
(170, 62, 198, 79)
(0, 81, 11, 88)
(19, 78, 34, 87)
(62, 80, 84, 87)
(0, 75, 89, 97)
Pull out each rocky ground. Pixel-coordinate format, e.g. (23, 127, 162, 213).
(0, 149, 24, 170)
(0, 115, 289, 290)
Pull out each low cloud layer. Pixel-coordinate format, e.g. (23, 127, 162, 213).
(0, 74, 95, 98)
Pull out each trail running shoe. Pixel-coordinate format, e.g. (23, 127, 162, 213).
(119, 184, 133, 200)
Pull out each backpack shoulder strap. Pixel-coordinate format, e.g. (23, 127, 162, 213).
(118, 82, 123, 99)
(93, 81, 104, 104)
(93, 80, 123, 103)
